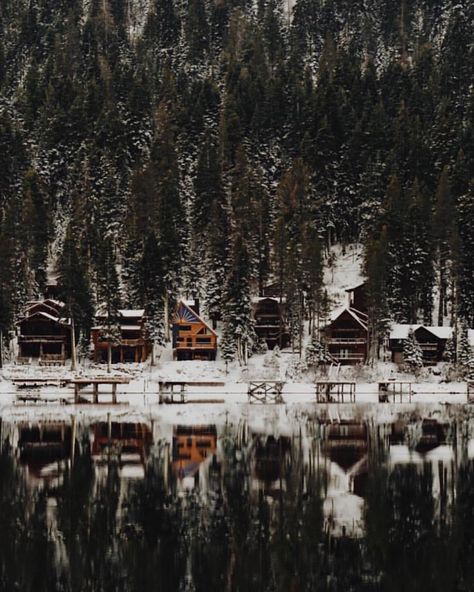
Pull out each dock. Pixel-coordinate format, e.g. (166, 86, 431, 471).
(158, 381, 225, 404)
(378, 381, 413, 403)
(69, 377, 131, 404)
(247, 381, 285, 404)
(315, 381, 356, 403)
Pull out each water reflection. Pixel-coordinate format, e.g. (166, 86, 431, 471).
(0, 415, 473, 590)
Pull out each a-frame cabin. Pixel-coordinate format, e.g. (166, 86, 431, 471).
(172, 301, 217, 360)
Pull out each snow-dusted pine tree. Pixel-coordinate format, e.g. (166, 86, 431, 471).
(403, 329, 424, 372)
(220, 231, 255, 365)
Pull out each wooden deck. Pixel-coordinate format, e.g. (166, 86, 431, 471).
(69, 377, 130, 404)
(315, 381, 356, 403)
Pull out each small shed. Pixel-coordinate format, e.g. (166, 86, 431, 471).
(172, 300, 217, 360)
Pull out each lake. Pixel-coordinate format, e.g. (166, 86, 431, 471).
(0, 412, 473, 591)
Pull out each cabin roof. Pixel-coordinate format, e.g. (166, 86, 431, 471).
(119, 309, 145, 318)
(17, 310, 69, 325)
(327, 307, 368, 330)
(173, 300, 217, 336)
(389, 324, 453, 341)
(345, 282, 366, 293)
(251, 296, 286, 304)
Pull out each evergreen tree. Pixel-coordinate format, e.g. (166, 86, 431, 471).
(403, 329, 424, 372)
(221, 231, 255, 365)
(57, 225, 94, 368)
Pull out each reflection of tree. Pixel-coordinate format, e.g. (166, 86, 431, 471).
(365, 460, 457, 591)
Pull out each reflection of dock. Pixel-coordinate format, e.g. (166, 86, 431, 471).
(315, 381, 356, 403)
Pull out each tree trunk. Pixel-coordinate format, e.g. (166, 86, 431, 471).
(164, 293, 170, 342)
(107, 343, 112, 373)
(70, 318, 77, 372)
(150, 340, 155, 366)
(0, 328, 3, 369)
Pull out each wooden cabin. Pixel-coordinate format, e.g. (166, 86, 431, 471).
(252, 296, 290, 349)
(388, 325, 453, 365)
(172, 425, 217, 480)
(91, 309, 151, 363)
(172, 300, 217, 360)
(345, 282, 367, 314)
(323, 307, 369, 364)
(16, 300, 71, 364)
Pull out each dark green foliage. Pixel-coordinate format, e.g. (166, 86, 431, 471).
(0, 0, 472, 347)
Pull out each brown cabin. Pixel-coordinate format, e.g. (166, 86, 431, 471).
(172, 425, 217, 480)
(345, 283, 367, 314)
(172, 300, 217, 360)
(91, 309, 151, 363)
(252, 297, 290, 350)
(388, 325, 453, 365)
(323, 307, 369, 364)
(16, 300, 71, 363)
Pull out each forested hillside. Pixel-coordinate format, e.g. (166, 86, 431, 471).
(0, 0, 473, 359)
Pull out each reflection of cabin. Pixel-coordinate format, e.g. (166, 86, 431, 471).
(323, 307, 369, 364)
(172, 425, 217, 480)
(322, 422, 368, 497)
(415, 420, 448, 453)
(172, 301, 217, 360)
(91, 422, 152, 472)
(388, 325, 453, 365)
(16, 300, 71, 363)
(253, 435, 291, 483)
(18, 421, 72, 482)
(91, 309, 151, 363)
(252, 297, 290, 349)
(345, 283, 367, 314)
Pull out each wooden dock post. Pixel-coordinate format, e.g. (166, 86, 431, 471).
(467, 382, 474, 404)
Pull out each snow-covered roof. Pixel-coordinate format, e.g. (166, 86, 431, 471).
(426, 326, 453, 340)
(174, 300, 217, 336)
(389, 324, 453, 340)
(120, 309, 145, 318)
(468, 329, 474, 348)
(327, 307, 368, 330)
(251, 296, 286, 304)
(17, 311, 65, 324)
(345, 282, 366, 292)
(121, 325, 142, 331)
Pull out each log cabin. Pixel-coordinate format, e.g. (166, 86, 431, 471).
(16, 300, 71, 364)
(345, 282, 367, 314)
(172, 300, 217, 360)
(388, 324, 453, 365)
(252, 296, 290, 349)
(91, 309, 151, 363)
(323, 307, 369, 364)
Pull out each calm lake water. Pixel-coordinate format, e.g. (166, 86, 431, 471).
(1, 414, 474, 592)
